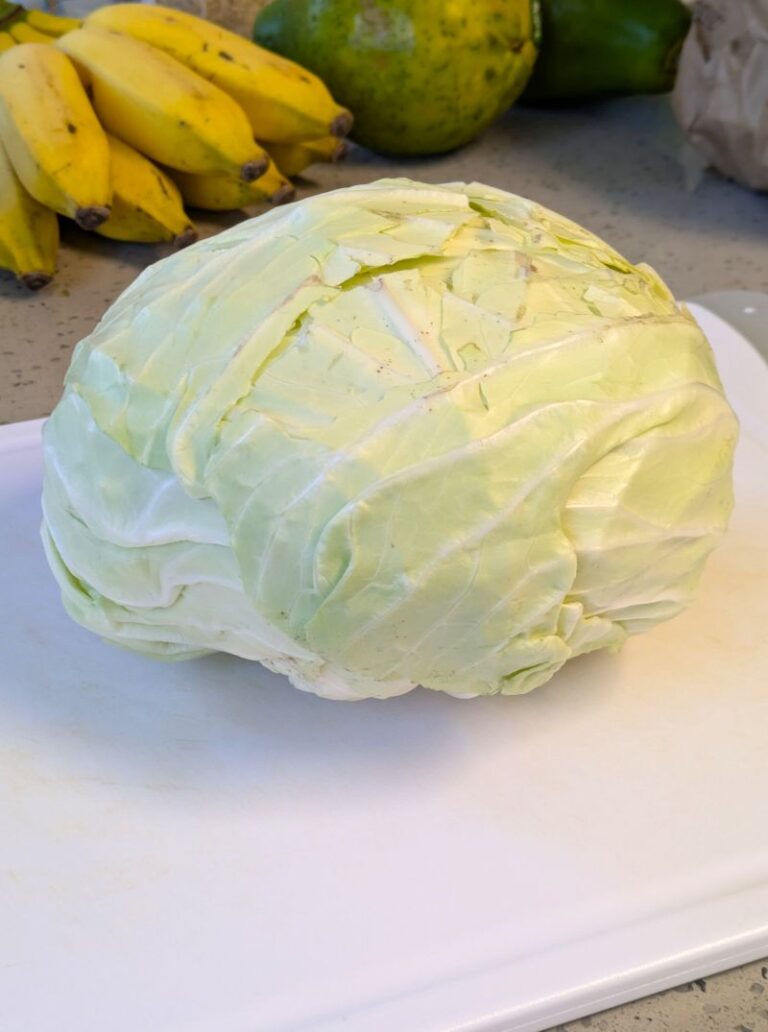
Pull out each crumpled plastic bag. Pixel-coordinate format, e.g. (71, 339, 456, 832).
(673, 0, 768, 190)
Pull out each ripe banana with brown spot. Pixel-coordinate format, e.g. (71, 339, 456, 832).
(97, 133, 197, 246)
(0, 138, 58, 289)
(0, 43, 111, 229)
(58, 26, 269, 182)
(264, 136, 348, 178)
(87, 3, 353, 144)
(172, 159, 295, 211)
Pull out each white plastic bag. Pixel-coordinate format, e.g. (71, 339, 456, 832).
(673, 0, 768, 190)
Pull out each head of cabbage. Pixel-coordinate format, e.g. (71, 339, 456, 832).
(42, 178, 738, 700)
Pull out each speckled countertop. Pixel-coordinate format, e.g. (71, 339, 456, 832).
(554, 962, 768, 1032)
(1, 94, 767, 1030)
(2, 94, 768, 424)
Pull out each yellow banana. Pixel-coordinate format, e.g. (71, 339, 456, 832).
(8, 21, 51, 43)
(87, 3, 353, 145)
(58, 26, 268, 181)
(97, 133, 197, 246)
(264, 136, 348, 178)
(172, 159, 295, 211)
(0, 43, 111, 229)
(0, 31, 14, 53)
(0, 138, 58, 289)
(25, 9, 82, 37)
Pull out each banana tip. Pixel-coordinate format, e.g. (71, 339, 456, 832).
(20, 272, 53, 291)
(75, 205, 111, 231)
(241, 157, 269, 182)
(269, 183, 296, 206)
(173, 226, 199, 250)
(332, 139, 349, 163)
(330, 110, 354, 139)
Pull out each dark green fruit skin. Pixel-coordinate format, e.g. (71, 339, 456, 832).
(254, 0, 538, 156)
(522, 0, 691, 103)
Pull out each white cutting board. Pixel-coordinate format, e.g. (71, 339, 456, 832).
(1, 304, 767, 1032)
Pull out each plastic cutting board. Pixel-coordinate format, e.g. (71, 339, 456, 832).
(1, 302, 767, 1032)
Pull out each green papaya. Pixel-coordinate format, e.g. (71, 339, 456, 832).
(254, 0, 539, 156)
(523, 0, 691, 103)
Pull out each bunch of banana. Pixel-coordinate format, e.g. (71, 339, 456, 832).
(0, 3, 352, 291)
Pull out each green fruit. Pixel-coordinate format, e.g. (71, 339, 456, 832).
(523, 0, 691, 103)
(254, 0, 539, 156)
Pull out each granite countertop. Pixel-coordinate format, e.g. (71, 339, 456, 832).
(1, 94, 767, 1030)
(3, 94, 768, 424)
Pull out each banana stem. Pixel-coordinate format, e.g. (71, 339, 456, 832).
(241, 156, 269, 182)
(330, 111, 353, 138)
(331, 139, 348, 162)
(20, 271, 52, 290)
(270, 182, 296, 205)
(173, 226, 198, 249)
(75, 205, 111, 231)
